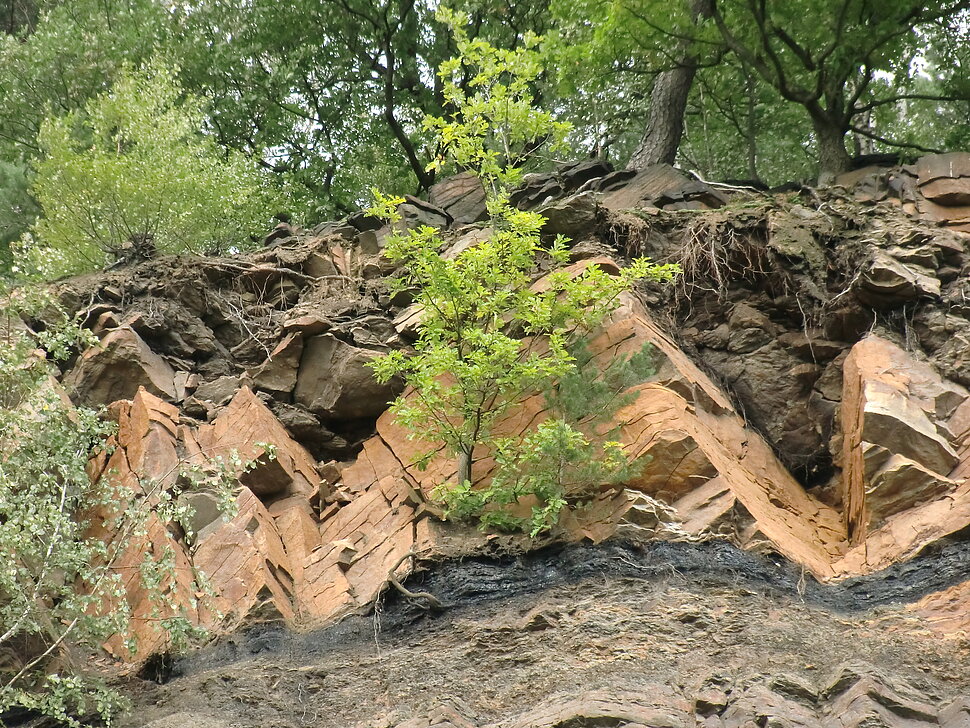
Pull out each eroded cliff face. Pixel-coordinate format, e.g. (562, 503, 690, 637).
(21, 155, 970, 726)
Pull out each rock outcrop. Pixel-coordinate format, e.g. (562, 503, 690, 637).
(368, 674, 970, 728)
(838, 152, 970, 232)
(91, 385, 433, 652)
(65, 326, 178, 404)
(20, 154, 970, 661)
(839, 336, 965, 539)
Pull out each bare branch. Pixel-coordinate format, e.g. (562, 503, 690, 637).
(854, 92, 970, 114)
(771, 24, 816, 71)
(849, 124, 946, 154)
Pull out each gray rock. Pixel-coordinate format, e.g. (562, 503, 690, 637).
(262, 222, 297, 247)
(393, 305, 424, 341)
(180, 491, 226, 542)
(936, 331, 970, 388)
(294, 334, 402, 420)
(347, 210, 383, 232)
(357, 229, 383, 255)
(768, 208, 828, 273)
(304, 249, 339, 278)
(509, 173, 562, 209)
(312, 221, 358, 239)
(64, 327, 177, 405)
(855, 251, 941, 306)
(653, 180, 728, 209)
(428, 172, 488, 224)
(399, 195, 452, 230)
(886, 244, 940, 268)
(537, 192, 599, 238)
(252, 334, 303, 395)
(267, 400, 340, 459)
(194, 375, 241, 405)
(558, 159, 613, 189)
(600, 164, 692, 210)
(594, 168, 638, 192)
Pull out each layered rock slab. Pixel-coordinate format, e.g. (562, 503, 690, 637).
(834, 336, 970, 576)
(69, 240, 970, 651)
(88, 259, 865, 653)
(372, 672, 968, 728)
(90, 386, 434, 650)
(87, 392, 199, 657)
(345, 270, 848, 580)
(340, 267, 970, 584)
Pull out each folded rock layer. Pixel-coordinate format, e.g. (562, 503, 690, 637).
(28, 156, 970, 655)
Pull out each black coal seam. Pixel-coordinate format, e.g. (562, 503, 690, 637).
(168, 536, 970, 680)
(395, 537, 970, 615)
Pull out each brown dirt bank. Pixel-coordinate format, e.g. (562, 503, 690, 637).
(123, 542, 970, 728)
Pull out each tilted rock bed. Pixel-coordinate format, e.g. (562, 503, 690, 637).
(18, 155, 970, 659)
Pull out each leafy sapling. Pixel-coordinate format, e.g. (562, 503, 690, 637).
(423, 7, 572, 202)
(434, 340, 662, 536)
(368, 12, 679, 535)
(0, 286, 264, 725)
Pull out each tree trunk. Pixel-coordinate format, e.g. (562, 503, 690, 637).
(457, 449, 472, 486)
(627, 65, 698, 169)
(852, 110, 875, 157)
(626, 0, 713, 171)
(2, 0, 37, 35)
(744, 70, 759, 181)
(812, 116, 852, 181)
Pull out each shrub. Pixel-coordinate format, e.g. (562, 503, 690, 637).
(0, 287, 241, 725)
(435, 341, 661, 536)
(23, 62, 289, 280)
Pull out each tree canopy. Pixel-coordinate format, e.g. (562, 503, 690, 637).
(25, 62, 288, 278)
(549, 0, 970, 178)
(0, 0, 968, 276)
